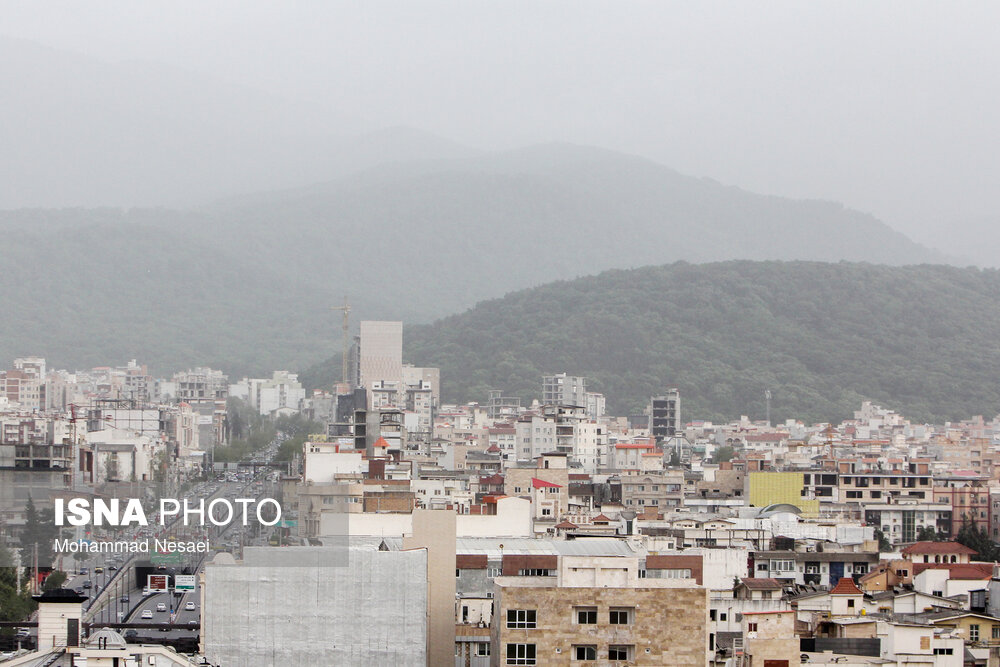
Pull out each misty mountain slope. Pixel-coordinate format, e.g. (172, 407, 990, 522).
(0, 142, 949, 373)
(402, 261, 1000, 424)
(0, 220, 336, 374)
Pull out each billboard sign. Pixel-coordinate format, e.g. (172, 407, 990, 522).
(147, 574, 169, 593)
(174, 574, 196, 592)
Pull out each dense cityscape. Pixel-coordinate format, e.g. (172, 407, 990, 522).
(0, 319, 997, 665)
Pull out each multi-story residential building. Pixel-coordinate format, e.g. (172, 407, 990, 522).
(488, 426, 517, 463)
(750, 548, 879, 587)
(504, 454, 570, 528)
(933, 475, 992, 537)
(619, 470, 685, 511)
(352, 320, 403, 394)
(863, 501, 953, 545)
(838, 469, 934, 505)
(649, 390, 680, 444)
(173, 367, 229, 402)
(491, 554, 709, 666)
(231, 370, 306, 416)
(541, 373, 588, 408)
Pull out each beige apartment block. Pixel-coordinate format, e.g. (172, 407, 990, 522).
(491, 560, 709, 666)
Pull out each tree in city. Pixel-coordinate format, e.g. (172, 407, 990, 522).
(713, 445, 736, 464)
(0, 544, 34, 624)
(956, 515, 999, 561)
(41, 570, 67, 591)
(19, 497, 59, 569)
(873, 529, 891, 552)
(916, 526, 943, 542)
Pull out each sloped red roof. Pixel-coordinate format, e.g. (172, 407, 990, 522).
(830, 577, 863, 595)
(479, 474, 504, 485)
(486, 444, 501, 453)
(531, 477, 562, 489)
(901, 541, 977, 556)
(592, 513, 613, 523)
(554, 521, 578, 529)
(912, 562, 993, 580)
(373, 437, 390, 449)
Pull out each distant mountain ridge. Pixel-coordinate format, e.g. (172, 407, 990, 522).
(0, 134, 949, 375)
(401, 261, 1000, 424)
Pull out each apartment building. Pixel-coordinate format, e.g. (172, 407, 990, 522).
(491, 555, 709, 666)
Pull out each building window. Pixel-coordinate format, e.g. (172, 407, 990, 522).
(847, 599, 855, 608)
(609, 608, 633, 625)
(608, 645, 633, 661)
(487, 567, 502, 578)
(993, 626, 1000, 640)
(477, 643, 490, 656)
(663, 568, 692, 579)
(576, 607, 597, 624)
(506, 644, 536, 665)
(748, 623, 758, 632)
(934, 648, 954, 655)
(506, 609, 537, 629)
(518, 569, 552, 577)
(970, 624, 980, 642)
(574, 645, 597, 660)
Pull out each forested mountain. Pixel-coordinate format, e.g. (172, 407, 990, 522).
(402, 261, 1000, 424)
(0, 141, 947, 374)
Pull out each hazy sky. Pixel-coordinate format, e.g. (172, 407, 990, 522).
(4, 1, 999, 248)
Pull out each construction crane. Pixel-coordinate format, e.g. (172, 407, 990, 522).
(331, 297, 351, 387)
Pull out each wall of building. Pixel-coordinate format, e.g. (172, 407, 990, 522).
(203, 547, 427, 666)
(491, 582, 709, 666)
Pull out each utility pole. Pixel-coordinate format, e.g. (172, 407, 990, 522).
(331, 297, 351, 388)
(765, 389, 772, 426)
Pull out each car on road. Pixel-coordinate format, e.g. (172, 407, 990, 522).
(94, 566, 104, 573)
(79, 567, 88, 575)
(184, 601, 196, 611)
(159, 622, 171, 632)
(142, 587, 152, 596)
(123, 629, 138, 641)
(108, 565, 118, 571)
(156, 602, 167, 612)
(141, 609, 153, 619)
(82, 580, 92, 589)
(120, 595, 129, 603)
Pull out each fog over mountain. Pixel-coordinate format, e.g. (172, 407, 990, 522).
(4, 2, 1000, 266)
(0, 139, 947, 374)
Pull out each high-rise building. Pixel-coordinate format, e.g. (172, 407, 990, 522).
(355, 321, 403, 392)
(649, 390, 680, 444)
